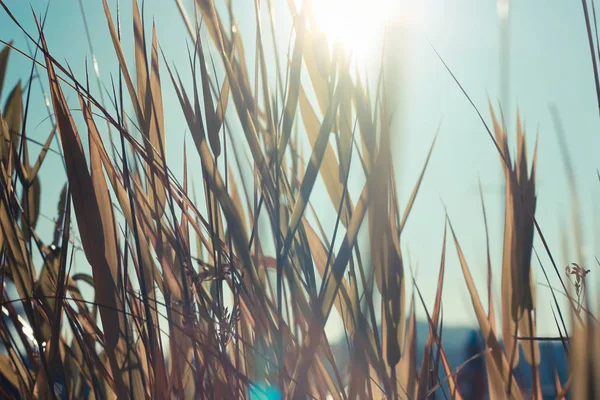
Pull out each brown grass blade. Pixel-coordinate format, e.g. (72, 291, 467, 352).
(41, 27, 144, 396)
(102, 0, 143, 122)
(28, 124, 57, 180)
(413, 282, 463, 400)
(20, 174, 40, 235)
(196, 35, 221, 157)
(0, 42, 11, 98)
(214, 75, 230, 135)
(4, 83, 22, 158)
(398, 300, 417, 399)
(0, 354, 20, 396)
(0, 170, 34, 299)
(133, 0, 149, 118)
(416, 222, 446, 399)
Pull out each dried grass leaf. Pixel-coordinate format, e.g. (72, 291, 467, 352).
(42, 29, 143, 396)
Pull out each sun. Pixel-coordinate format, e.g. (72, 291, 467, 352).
(309, 0, 395, 63)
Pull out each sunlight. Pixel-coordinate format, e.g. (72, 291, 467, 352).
(305, 0, 427, 65)
(310, 0, 395, 62)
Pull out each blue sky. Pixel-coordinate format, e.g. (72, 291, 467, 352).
(1, 0, 598, 342)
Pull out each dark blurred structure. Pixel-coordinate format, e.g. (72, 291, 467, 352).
(458, 330, 487, 399)
(330, 322, 569, 398)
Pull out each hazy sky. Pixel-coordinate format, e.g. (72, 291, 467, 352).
(1, 0, 599, 342)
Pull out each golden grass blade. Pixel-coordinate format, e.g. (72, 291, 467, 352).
(133, 0, 148, 117)
(276, 2, 307, 163)
(490, 106, 540, 371)
(281, 86, 340, 264)
(145, 24, 167, 217)
(102, 0, 143, 122)
(337, 71, 354, 181)
(301, 22, 330, 114)
(303, 217, 378, 355)
(3, 345, 32, 397)
(126, 4, 168, 223)
(570, 324, 595, 399)
(478, 179, 497, 332)
(478, 183, 503, 400)
(173, 0, 195, 40)
(399, 128, 438, 235)
(447, 217, 523, 400)
(484, 354, 505, 400)
(298, 85, 350, 225)
(194, 0, 231, 64)
(489, 104, 520, 368)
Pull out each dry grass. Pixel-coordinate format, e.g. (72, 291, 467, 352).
(0, 0, 594, 399)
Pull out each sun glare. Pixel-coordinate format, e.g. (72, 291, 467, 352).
(310, 0, 395, 62)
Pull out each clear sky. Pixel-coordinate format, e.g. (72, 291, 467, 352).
(1, 0, 598, 342)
